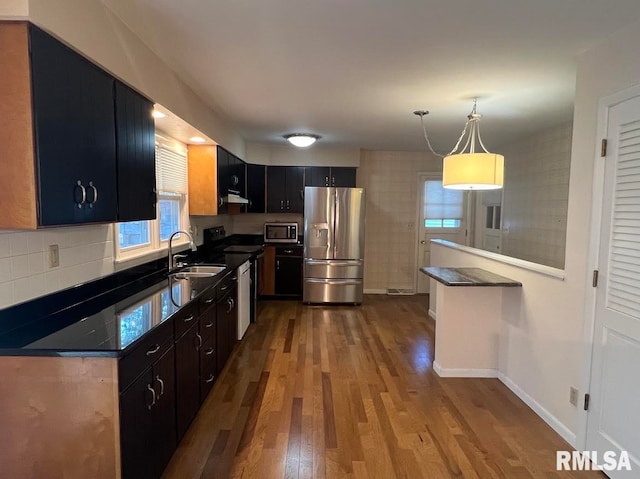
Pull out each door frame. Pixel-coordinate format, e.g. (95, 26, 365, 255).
(576, 83, 640, 449)
(413, 171, 447, 294)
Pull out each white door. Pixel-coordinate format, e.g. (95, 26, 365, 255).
(586, 94, 640, 477)
(416, 175, 467, 294)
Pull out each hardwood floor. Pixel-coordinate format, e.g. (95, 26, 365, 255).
(163, 295, 603, 479)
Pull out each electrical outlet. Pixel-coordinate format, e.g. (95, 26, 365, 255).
(49, 244, 60, 268)
(569, 386, 579, 406)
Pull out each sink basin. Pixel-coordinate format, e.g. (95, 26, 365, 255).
(171, 265, 226, 278)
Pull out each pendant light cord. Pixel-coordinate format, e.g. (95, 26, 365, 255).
(418, 112, 472, 158)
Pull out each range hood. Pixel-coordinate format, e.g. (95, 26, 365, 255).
(223, 193, 249, 204)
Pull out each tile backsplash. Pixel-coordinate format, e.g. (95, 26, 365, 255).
(0, 225, 114, 308)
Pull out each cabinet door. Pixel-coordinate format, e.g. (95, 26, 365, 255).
(305, 167, 331, 187)
(331, 167, 357, 187)
(175, 325, 200, 441)
(115, 81, 156, 221)
(266, 166, 287, 213)
(120, 369, 154, 479)
(246, 164, 265, 213)
(275, 256, 303, 295)
(286, 167, 305, 213)
(262, 246, 276, 295)
(231, 155, 245, 196)
(216, 146, 229, 213)
(30, 26, 117, 226)
(151, 347, 177, 479)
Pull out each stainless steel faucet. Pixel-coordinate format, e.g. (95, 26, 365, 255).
(168, 230, 197, 272)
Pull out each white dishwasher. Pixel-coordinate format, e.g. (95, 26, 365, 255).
(237, 260, 251, 340)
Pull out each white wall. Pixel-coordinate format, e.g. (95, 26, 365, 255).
(0, 226, 114, 307)
(0, 0, 28, 17)
(246, 142, 359, 166)
(430, 16, 640, 445)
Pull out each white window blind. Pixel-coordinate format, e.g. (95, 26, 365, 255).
(424, 180, 463, 219)
(607, 119, 640, 320)
(155, 144, 188, 193)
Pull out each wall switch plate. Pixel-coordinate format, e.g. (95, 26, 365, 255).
(49, 244, 60, 268)
(569, 386, 579, 406)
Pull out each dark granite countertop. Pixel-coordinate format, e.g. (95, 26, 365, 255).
(420, 267, 522, 287)
(0, 253, 253, 357)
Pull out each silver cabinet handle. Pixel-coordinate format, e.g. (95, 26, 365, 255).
(75, 180, 86, 208)
(325, 176, 329, 186)
(152, 187, 157, 207)
(284, 249, 293, 254)
(286, 200, 290, 209)
(219, 197, 224, 207)
(220, 285, 228, 291)
(155, 375, 164, 398)
(332, 177, 336, 186)
(204, 297, 214, 304)
(196, 333, 203, 350)
(88, 181, 98, 208)
(276, 260, 280, 270)
(146, 344, 160, 356)
(280, 200, 284, 209)
(183, 314, 194, 323)
(231, 276, 237, 281)
(205, 321, 214, 329)
(147, 384, 156, 410)
(205, 347, 214, 356)
(226, 297, 233, 313)
(205, 373, 215, 384)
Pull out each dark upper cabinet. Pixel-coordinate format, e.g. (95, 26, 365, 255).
(330, 167, 357, 187)
(30, 25, 118, 226)
(267, 166, 304, 213)
(304, 167, 356, 188)
(246, 164, 266, 213)
(230, 154, 246, 197)
(304, 167, 331, 187)
(216, 147, 230, 214)
(115, 81, 156, 222)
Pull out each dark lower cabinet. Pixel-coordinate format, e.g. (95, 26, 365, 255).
(175, 324, 201, 441)
(216, 287, 237, 374)
(199, 305, 218, 402)
(274, 246, 303, 296)
(120, 346, 176, 479)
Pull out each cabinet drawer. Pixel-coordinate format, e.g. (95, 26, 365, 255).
(216, 272, 237, 299)
(173, 301, 199, 340)
(275, 246, 303, 257)
(119, 320, 173, 392)
(198, 286, 217, 310)
(199, 311, 216, 344)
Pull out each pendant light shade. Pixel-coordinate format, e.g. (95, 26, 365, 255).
(442, 152, 504, 190)
(415, 100, 504, 190)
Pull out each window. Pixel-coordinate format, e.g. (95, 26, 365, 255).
(423, 180, 464, 229)
(115, 137, 190, 260)
(485, 205, 501, 230)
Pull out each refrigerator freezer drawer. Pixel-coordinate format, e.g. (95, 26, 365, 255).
(303, 278, 363, 304)
(304, 259, 363, 279)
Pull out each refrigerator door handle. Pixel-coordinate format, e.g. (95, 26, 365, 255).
(305, 259, 362, 266)
(305, 278, 362, 286)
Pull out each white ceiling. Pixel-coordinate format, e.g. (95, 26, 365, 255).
(105, 0, 640, 152)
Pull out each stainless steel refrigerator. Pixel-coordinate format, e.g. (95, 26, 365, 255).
(303, 187, 365, 304)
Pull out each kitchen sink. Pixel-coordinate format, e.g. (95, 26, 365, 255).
(171, 265, 226, 278)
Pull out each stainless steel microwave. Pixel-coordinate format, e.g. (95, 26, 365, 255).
(264, 222, 298, 243)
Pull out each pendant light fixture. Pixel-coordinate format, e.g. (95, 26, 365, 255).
(414, 100, 504, 190)
(284, 133, 320, 148)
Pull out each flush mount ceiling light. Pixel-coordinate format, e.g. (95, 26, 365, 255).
(414, 100, 504, 190)
(189, 136, 206, 143)
(284, 133, 320, 148)
(152, 109, 166, 119)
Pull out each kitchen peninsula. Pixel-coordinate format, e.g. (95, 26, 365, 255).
(421, 266, 522, 378)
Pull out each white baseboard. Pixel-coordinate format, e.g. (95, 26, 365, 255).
(428, 308, 436, 320)
(498, 372, 576, 447)
(363, 289, 387, 294)
(433, 361, 499, 378)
